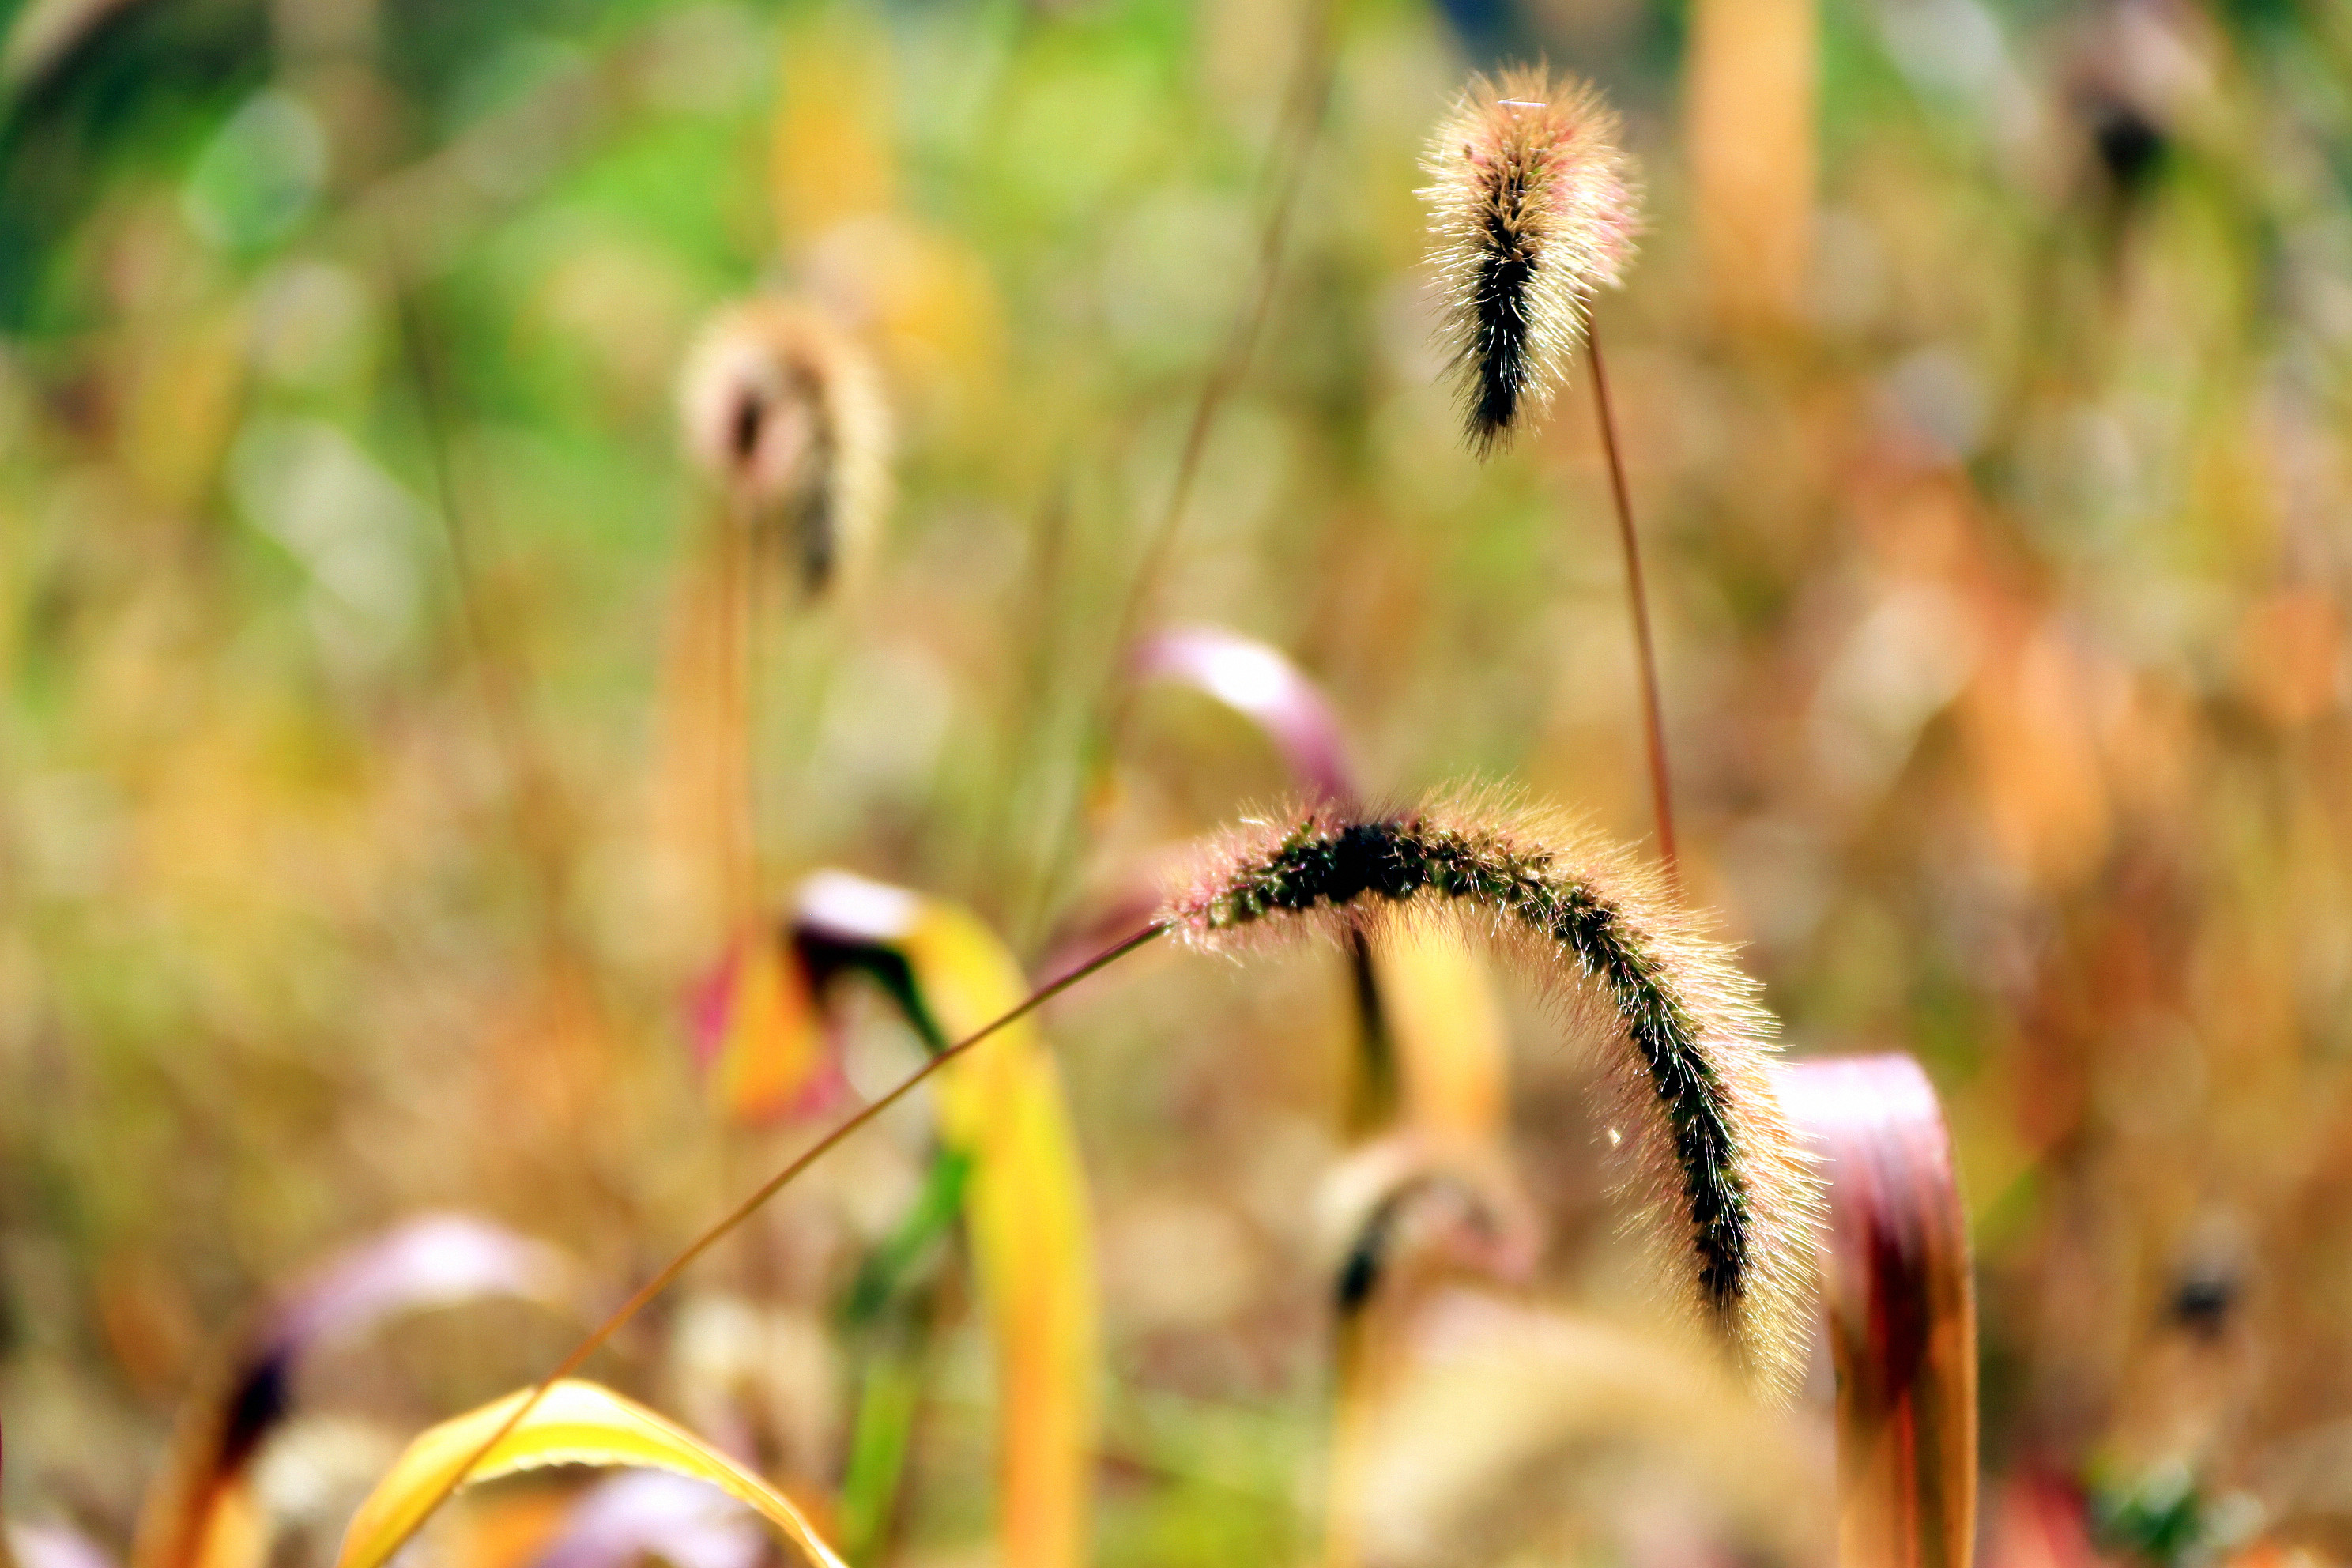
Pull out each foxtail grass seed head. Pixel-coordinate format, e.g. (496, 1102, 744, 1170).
(1165, 792, 1821, 1394)
(1419, 68, 1638, 457)
(679, 298, 891, 595)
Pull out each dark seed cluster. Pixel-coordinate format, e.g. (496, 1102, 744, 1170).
(1468, 165, 1544, 450)
(1206, 816, 1753, 1319)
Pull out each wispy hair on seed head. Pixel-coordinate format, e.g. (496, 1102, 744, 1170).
(679, 297, 891, 595)
(1163, 788, 1819, 1394)
(1419, 66, 1639, 457)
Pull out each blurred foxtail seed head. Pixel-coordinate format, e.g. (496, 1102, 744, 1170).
(1419, 67, 1638, 457)
(678, 298, 891, 597)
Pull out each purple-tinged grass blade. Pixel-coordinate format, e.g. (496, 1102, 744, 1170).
(1131, 626, 1356, 807)
(528, 1471, 768, 1568)
(1784, 1054, 1978, 1568)
(9, 1525, 115, 1568)
(134, 1216, 584, 1568)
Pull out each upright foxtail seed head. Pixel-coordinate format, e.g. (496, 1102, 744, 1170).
(1163, 790, 1821, 1395)
(1419, 67, 1639, 457)
(678, 298, 891, 596)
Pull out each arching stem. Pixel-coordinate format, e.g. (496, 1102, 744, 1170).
(374, 922, 1168, 1564)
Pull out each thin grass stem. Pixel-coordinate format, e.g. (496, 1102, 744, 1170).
(1585, 322, 1679, 883)
(375, 922, 1167, 1562)
(386, 237, 622, 1193)
(1016, 0, 1336, 951)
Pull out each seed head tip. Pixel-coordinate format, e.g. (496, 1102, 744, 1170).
(678, 297, 891, 597)
(1418, 66, 1640, 458)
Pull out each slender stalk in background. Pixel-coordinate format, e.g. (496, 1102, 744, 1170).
(367, 922, 1167, 1567)
(1684, 0, 1818, 331)
(717, 492, 756, 924)
(1585, 324, 1679, 879)
(388, 248, 576, 924)
(386, 242, 620, 1190)
(1100, 0, 1334, 665)
(673, 299, 895, 928)
(1018, 0, 1336, 948)
(1419, 71, 1674, 876)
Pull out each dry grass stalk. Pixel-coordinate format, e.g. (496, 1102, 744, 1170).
(1167, 792, 1822, 1391)
(1352, 1296, 1832, 1565)
(1031, 0, 1339, 946)
(1320, 1139, 1538, 1568)
(1684, 0, 1818, 329)
(659, 295, 889, 950)
(1783, 1054, 1979, 1568)
(650, 511, 760, 948)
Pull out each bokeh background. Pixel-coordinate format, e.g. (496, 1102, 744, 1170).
(2, 0, 2350, 1562)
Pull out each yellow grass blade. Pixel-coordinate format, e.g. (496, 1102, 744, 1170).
(899, 899, 1099, 1568)
(333, 1381, 845, 1568)
(782, 871, 1099, 1568)
(1785, 1055, 1978, 1568)
(136, 1216, 582, 1568)
(1322, 925, 1515, 1568)
(1370, 922, 1508, 1144)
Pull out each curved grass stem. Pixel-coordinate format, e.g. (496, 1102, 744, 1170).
(375, 922, 1167, 1563)
(1016, 0, 1336, 951)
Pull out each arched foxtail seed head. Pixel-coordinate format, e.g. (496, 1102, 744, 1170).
(1164, 790, 1822, 1396)
(678, 298, 891, 597)
(1418, 66, 1640, 458)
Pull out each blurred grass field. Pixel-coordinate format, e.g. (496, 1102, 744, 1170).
(2, 0, 2351, 1562)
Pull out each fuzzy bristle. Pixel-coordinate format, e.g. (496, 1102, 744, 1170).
(678, 298, 891, 595)
(1165, 792, 1820, 1395)
(1418, 67, 1639, 458)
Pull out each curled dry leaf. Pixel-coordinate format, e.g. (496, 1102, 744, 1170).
(1122, 628, 1531, 1560)
(1123, 627, 1512, 1151)
(692, 929, 836, 1124)
(134, 1215, 583, 1568)
(1131, 624, 1357, 807)
(9, 1525, 114, 1568)
(1782, 1054, 1978, 1568)
(331, 1380, 844, 1568)
(788, 871, 1098, 1568)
